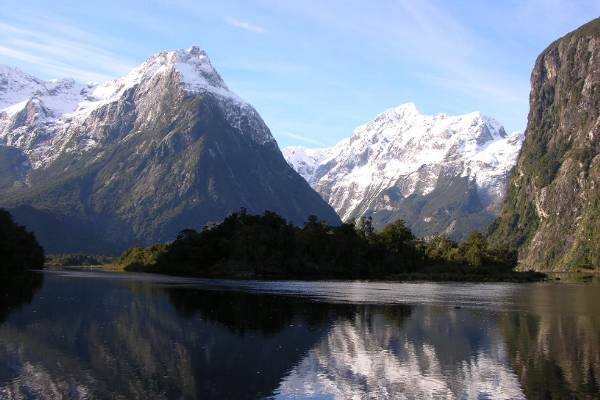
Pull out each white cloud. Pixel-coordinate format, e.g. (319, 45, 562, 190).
(277, 131, 327, 146)
(225, 17, 266, 34)
(0, 19, 136, 82)
(0, 45, 114, 82)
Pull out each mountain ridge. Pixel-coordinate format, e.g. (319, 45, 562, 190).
(0, 47, 340, 254)
(284, 104, 523, 239)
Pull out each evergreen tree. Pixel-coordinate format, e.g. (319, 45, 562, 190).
(0, 209, 44, 274)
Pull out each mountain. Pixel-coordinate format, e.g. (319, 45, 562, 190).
(0, 47, 340, 254)
(283, 103, 523, 240)
(489, 17, 600, 271)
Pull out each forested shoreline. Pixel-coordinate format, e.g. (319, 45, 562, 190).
(116, 209, 545, 282)
(0, 209, 44, 275)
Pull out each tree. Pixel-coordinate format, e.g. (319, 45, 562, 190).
(379, 219, 414, 254)
(116, 210, 519, 278)
(0, 209, 44, 274)
(458, 232, 488, 267)
(356, 216, 375, 240)
(425, 234, 457, 260)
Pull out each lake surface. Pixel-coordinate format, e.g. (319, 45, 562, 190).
(1, 271, 599, 399)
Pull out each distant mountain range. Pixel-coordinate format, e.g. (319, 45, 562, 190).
(0, 47, 339, 254)
(284, 104, 523, 240)
(5, 15, 596, 271)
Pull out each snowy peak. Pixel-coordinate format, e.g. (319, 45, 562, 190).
(287, 105, 514, 191)
(282, 146, 333, 185)
(2, 46, 241, 121)
(174, 46, 230, 92)
(283, 103, 524, 238)
(0, 46, 273, 170)
(0, 64, 45, 110)
(0, 64, 95, 117)
(94, 46, 239, 106)
(385, 102, 420, 119)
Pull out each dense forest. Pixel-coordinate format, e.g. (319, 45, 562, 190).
(45, 254, 114, 268)
(0, 209, 44, 275)
(117, 209, 543, 281)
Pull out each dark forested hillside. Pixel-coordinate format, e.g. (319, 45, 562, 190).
(116, 210, 540, 282)
(0, 48, 340, 255)
(0, 209, 44, 274)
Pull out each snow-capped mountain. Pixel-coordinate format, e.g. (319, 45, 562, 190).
(283, 103, 523, 239)
(0, 47, 273, 169)
(0, 47, 339, 253)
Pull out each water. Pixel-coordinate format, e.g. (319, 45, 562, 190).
(1, 271, 599, 399)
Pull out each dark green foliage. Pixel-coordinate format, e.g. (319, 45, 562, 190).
(0, 147, 29, 192)
(45, 254, 114, 267)
(116, 244, 168, 270)
(425, 232, 517, 272)
(0, 209, 44, 274)
(487, 179, 540, 250)
(7, 205, 121, 255)
(566, 194, 600, 269)
(117, 210, 521, 280)
(0, 271, 43, 323)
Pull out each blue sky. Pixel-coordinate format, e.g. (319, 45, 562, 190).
(1, 1, 599, 148)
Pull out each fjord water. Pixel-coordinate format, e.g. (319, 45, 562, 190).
(1, 271, 599, 399)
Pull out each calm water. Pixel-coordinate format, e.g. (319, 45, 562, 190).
(1, 271, 599, 399)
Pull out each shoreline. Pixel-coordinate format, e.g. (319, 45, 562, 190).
(41, 264, 548, 283)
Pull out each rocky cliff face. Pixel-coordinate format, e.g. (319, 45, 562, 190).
(0, 48, 339, 254)
(284, 104, 522, 240)
(489, 18, 600, 271)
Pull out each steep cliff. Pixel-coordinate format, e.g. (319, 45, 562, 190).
(489, 17, 600, 271)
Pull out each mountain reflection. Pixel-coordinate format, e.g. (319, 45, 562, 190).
(0, 273, 599, 399)
(276, 306, 525, 399)
(1, 274, 400, 399)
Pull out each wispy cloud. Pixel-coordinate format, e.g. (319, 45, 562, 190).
(0, 18, 136, 82)
(0, 45, 114, 82)
(277, 130, 327, 147)
(264, 0, 528, 108)
(225, 17, 266, 34)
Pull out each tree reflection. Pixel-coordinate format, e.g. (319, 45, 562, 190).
(0, 275, 412, 399)
(163, 285, 414, 398)
(1, 274, 599, 399)
(0, 272, 43, 324)
(501, 284, 600, 399)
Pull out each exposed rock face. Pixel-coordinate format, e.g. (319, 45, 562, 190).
(489, 18, 600, 271)
(0, 48, 339, 254)
(284, 104, 522, 240)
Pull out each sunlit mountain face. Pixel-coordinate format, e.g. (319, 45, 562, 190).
(1, 272, 599, 399)
(0, 47, 340, 254)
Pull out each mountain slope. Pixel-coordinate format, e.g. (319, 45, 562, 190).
(0, 47, 340, 254)
(489, 17, 600, 271)
(283, 104, 522, 240)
